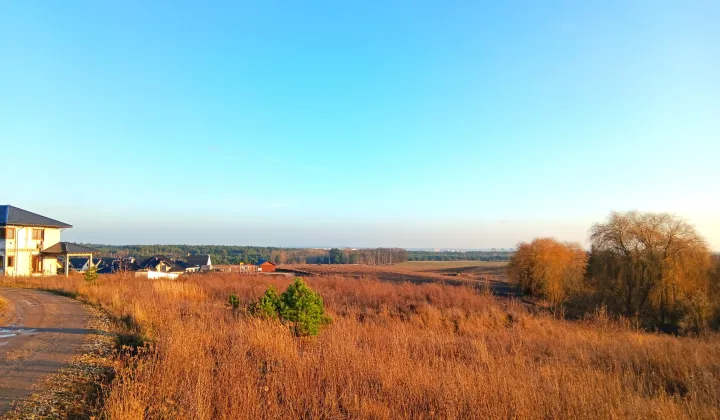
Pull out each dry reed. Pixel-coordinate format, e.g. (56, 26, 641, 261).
(2, 274, 719, 419)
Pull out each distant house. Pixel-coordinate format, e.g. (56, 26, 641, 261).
(212, 263, 260, 274)
(135, 255, 186, 279)
(69, 257, 103, 273)
(172, 254, 211, 273)
(96, 257, 140, 274)
(257, 259, 276, 273)
(174, 260, 199, 273)
(184, 254, 212, 271)
(92, 255, 205, 277)
(242, 263, 261, 273)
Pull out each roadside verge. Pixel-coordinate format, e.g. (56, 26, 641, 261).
(0, 296, 13, 324)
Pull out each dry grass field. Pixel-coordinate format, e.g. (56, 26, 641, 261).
(280, 261, 514, 295)
(2, 273, 720, 419)
(394, 260, 506, 271)
(280, 260, 508, 287)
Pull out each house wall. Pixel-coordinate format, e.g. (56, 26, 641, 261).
(0, 239, 5, 276)
(259, 262, 276, 272)
(42, 257, 58, 276)
(0, 226, 62, 276)
(136, 271, 181, 280)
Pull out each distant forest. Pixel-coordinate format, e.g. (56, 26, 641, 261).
(90, 245, 512, 265)
(408, 250, 513, 262)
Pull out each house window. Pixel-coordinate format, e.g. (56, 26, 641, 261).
(0, 256, 4, 269)
(32, 255, 43, 273)
(7, 256, 14, 268)
(1, 228, 15, 240)
(32, 229, 44, 240)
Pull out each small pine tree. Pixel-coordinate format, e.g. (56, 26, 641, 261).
(250, 285, 280, 319)
(84, 265, 98, 284)
(247, 279, 331, 336)
(228, 294, 240, 310)
(278, 278, 331, 336)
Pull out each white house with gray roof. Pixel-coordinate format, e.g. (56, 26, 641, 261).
(0, 205, 97, 276)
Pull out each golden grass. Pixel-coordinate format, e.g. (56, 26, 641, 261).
(2, 274, 719, 419)
(0, 294, 7, 319)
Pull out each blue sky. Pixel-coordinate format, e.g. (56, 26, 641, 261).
(1, 1, 718, 249)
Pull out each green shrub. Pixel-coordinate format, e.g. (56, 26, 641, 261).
(279, 278, 332, 336)
(85, 266, 98, 284)
(228, 294, 240, 310)
(249, 285, 280, 319)
(249, 278, 331, 336)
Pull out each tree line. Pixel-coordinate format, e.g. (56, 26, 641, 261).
(508, 211, 720, 333)
(90, 245, 325, 265)
(325, 248, 408, 265)
(408, 250, 513, 261)
(92, 244, 515, 266)
(90, 245, 411, 265)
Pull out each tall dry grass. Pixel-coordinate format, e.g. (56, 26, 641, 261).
(2, 274, 719, 419)
(0, 294, 7, 318)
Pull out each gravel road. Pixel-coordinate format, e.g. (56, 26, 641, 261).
(0, 288, 89, 415)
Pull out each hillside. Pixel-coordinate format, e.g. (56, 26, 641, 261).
(2, 273, 719, 419)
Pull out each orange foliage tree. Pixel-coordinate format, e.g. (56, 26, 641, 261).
(588, 212, 713, 330)
(713, 256, 720, 328)
(508, 238, 588, 306)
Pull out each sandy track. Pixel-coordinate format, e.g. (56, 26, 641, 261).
(0, 288, 89, 415)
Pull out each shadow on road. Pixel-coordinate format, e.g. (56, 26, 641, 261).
(0, 326, 111, 336)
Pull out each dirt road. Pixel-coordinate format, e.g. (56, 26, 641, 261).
(0, 288, 89, 415)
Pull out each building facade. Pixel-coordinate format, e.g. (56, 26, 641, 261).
(257, 259, 277, 273)
(0, 205, 72, 276)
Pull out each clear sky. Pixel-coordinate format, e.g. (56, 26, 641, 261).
(1, 1, 718, 249)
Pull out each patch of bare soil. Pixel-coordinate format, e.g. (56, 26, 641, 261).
(0, 289, 115, 419)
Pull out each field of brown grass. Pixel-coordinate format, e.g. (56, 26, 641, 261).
(281, 260, 507, 285)
(394, 260, 506, 271)
(279, 264, 452, 284)
(2, 273, 719, 419)
(280, 261, 514, 295)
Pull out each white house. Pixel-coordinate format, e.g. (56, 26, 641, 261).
(0, 205, 97, 277)
(133, 255, 186, 279)
(0, 205, 72, 276)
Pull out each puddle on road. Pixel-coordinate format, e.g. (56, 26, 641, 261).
(0, 328, 37, 340)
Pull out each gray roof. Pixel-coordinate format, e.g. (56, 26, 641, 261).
(136, 255, 187, 273)
(0, 205, 72, 228)
(42, 242, 100, 255)
(185, 255, 211, 266)
(175, 260, 198, 269)
(69, 257, 104, 269)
